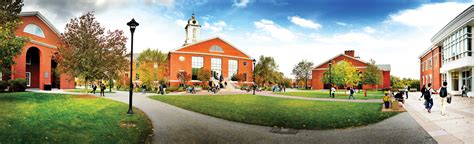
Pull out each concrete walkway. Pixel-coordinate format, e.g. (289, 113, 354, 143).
(29, 89, 435, 143)
(404, 92, 473, 144)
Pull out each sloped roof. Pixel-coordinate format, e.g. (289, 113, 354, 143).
(19, 11, 61, 37)
(313, 53, 391, 71)
(169, 36, 253, 59)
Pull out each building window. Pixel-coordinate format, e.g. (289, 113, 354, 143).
(0, 72, 2, 81)
(23, 24, 45, 37)
(442, 26, 472, 64)
(243, 62, 247, 66)
(210, 45, 224, 52)
(228, 60, 238, 79)
(191, 56, 204, 80)
(462, 70, 472, 92)
(211, 58, 222, 78)
(451, 72, 459, 91)
(243, 73, 247, 81)
(26, 72, 31, 87)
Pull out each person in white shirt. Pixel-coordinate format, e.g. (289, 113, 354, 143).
(438, 82, 450, 116)
(404, 85, 409, 99)
(331, 86, 336, 98)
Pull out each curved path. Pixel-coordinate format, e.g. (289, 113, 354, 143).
(30, 90, 435, 143)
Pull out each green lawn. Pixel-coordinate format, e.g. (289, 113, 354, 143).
(150, 94, 398, 130)
(0, 92, 152, 143)
(275, 90, 385, 100)
(65, 88, 115, 93)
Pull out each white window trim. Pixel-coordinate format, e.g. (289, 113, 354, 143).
(23, 24, 45, 38)
(26, 72, 31, 87)
(0, 72, 2, 81)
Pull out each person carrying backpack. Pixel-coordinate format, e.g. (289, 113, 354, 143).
(419, 85, 426, 101)
(424, 83, 435, 113)
(348, 87, 355, 100)
(439, 82, 450, 116)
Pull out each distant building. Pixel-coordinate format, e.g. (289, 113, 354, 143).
(1, 12, 75, 90)
(311, 50, 391, 90)
(419, 5, 473, 96)
(168, 14, 254, 86)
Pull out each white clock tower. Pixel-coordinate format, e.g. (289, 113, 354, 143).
(184, 13, 201, 45)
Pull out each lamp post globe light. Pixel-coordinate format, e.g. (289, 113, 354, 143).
(127, 18, 139, 115)
(329, 61, 332, 98)
(252, 59, 256, 95)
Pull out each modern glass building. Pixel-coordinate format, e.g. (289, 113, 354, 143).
(420, 5, 473, 96)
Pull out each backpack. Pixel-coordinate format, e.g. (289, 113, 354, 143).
(424, 88, 431, 99)
(440, 87, 448, 98)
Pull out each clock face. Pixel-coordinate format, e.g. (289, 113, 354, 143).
(179, 56, 185, 61)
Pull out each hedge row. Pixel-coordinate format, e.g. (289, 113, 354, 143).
(0, 78, 27, 92)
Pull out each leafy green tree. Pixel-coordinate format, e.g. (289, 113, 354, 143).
(177, 71, 191, 87)
(292, 59, 314, 89)
(57, 12, 128, 90)
(254, 55, 278, 86)
(322, 61, 360, 87)
(0, 0, 28, 74)
(197, 68, 211, 87)
(136, 48, 168, 90)
(362, 59, 382, 90)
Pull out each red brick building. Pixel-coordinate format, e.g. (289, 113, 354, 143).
(168, 14, 254, 86)
(1, 11, 75, 90)
(419, 46, 442, 90)
(311, 50, 391, 90)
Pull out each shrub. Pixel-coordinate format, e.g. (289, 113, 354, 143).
(8, 78, 27, 92)
(166, 86, 185, 92)
(0, 81, 8, 91)
(240, 84, 248, 90)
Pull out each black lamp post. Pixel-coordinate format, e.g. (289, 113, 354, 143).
(329, 61, 333, 98)
(252, 59, 256, 95)
(127, 18, 139, 115)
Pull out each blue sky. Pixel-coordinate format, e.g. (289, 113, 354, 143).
(23, 0, 474, 79)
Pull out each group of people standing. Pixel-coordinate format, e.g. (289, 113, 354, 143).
(419, 82, 451, 115)
(90, 81, 106, 97)
(272, 84, 286, 92)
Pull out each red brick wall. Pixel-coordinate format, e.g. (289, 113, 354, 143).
(169, 38, 253, 86)
(311, 54, 391, 90)
(10, 14, 75, 90)
(420, 46, 441, 90)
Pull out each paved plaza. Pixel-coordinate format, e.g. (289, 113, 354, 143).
(404, 92, 474, 144)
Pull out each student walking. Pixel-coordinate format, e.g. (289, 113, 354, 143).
(404, 85, 409, 99)
(348, 87, 355, 100)
(439, 82, 450, 116)
(99, 82, 106, 97)
(424, 83, 435, 113)
(91, 83, 97, 94)
(461, 85, 468, 97)
(331, 86, 336, 98)
(419, 85, 426, 101)
(141, 84, 147, 94)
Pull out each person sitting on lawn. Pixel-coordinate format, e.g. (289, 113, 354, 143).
(394, 91, 404, 104)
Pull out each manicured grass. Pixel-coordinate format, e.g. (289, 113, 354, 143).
(0, 92, 152, 143)
(65, 88, 115, 93)
(275, 90, 385, 100)
(150, 94, 398, 130)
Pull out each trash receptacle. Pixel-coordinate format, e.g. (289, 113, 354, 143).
(44, 84, 52, 91)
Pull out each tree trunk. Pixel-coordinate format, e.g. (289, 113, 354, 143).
(85, 79, 88, 93)
(305, 78, 308, 90)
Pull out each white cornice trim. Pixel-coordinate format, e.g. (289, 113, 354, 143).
(20, 11, 61, 37)
(30, 40, 57, 49)
(170, 51, 253, 60)
(431, 5, 474, 43)
(170, 36, 253, 60)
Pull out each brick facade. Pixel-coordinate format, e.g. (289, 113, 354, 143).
(168, 37, 253, 86)
(311, 50, 391, 90)
(5, 12, 75, 90)
(419, 46, 442, 90)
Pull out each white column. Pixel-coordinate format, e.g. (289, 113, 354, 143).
(447, 72, 452, 93)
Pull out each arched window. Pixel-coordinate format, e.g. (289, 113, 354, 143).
(23, 24, 45, 37)
(210, 45, 224, 52)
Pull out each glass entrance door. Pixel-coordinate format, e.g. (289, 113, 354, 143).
(462, 70, 472, 92)
(451, 72, 459, 91)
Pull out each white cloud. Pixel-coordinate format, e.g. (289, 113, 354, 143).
(335, 22, 348, 26)
(144, 0, 176, 7)
(175, 19, 187, 27)
(289, 16, 322, 30)
(233, 0, 250, 7)
(388, 2, 470, 30)
(254, 19, 297, 42)
(202, 21, 228, 33)
(363, 27, 376, 34)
